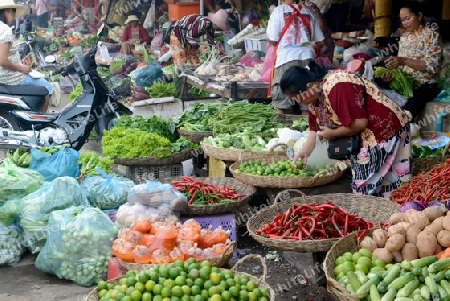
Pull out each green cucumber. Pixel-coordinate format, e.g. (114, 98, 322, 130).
(356, 275, 381, 296)
(396, 279, 420, 297)
(369, 283, 381, 301)
(411, 256, 438, 268)
(420, 285, 430, 300)
(387, 272, 414, 290)
(425, 276, 440, 301)
(346, 283, 356, 295)
(400, 260, 412, 271)
(433, 270, 446, 282)
(442, 279, 450, 295)
(438, 284, 450, 301)
(393, 298, 414, 301)
(380, 287, 397, 301)
(429, 257, 450, 273)
(347, 271, 361, 291)
(412, 267, 422, 276)
(378, 265, 401, 293)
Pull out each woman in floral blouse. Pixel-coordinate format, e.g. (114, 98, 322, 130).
(280, 63, 412, 198)
(380, 2, 442, 119)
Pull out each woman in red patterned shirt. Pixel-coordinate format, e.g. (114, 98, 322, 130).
(280, 64, 412, 197)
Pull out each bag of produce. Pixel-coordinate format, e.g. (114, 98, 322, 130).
(81, 171, 135, 210)
(0, 158, 44, 205)
(127, 180, 188, 211)
(29, 146, 81, 181)
(134, 61, 164, 88)
(0, 199, 20, 226)
(115, 202, 178, 229)
(20, 177, 88, 253)
(35, 206, 117, 287)
(0, 221, 26, 266)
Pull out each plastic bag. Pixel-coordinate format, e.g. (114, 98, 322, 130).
(236, 50, 265, 67)
(0, 158, 44, 205)
(343, 31, 373, 62)
(135, 61, 164, 88)
(127, 180, 188, 211)
(305, 136, 335, 170)
(0, 199, 20, 226)
(260, 43, 275, 82)
(0, 222, 26, 266)
(95, 42, 111, 66)
(143, 2, 155, 30)
(151, 30, 163, 48)
(277, 128, 304, 147)
(379, 87, 408, 107)
(29, 146, 80, 181)
(81, 170, 135, 210)
(35, 206, 117, 287)
(20, 177, 88, 253)
(115, 202, 178, 229)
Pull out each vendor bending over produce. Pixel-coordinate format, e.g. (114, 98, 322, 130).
(375, 2, 442, 120)
(169, 9, 230, 66)
(120, 15, 150, 55)
(280, 63, 412, 198)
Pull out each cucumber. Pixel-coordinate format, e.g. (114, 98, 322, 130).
(438, 284, 450, 301)
(393, 298, 414, 301)
(380, 287, 397, 301)
(433, 271, 446, 282)
(445, 269, 450, 280)
(442, 279, 450, 295)
(400, 260, 412, 271)
(356, 275, 381, 296)
(396, 279, 420, 297)
(370, 283, 381, 301)
(429, 257, 450, 273)
(425, 276, 440, 301)
(346, 283, 356, 295)
(347, 271, 361, 291)
(378, 265, 401, 293)
(420, 285, 430, 300)
(355, 270, 368, 285)
(411, 256, 438, 268)
(387, 272, 414, 290)
(412, 267, 422, 276)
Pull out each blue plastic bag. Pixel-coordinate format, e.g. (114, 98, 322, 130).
(29, 146, 80, 181)
(135, 61, 164, 88)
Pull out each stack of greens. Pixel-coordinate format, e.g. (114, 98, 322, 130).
(175, 102, 228, 132)
(114, 115, 178, 143)
(203, 132, 271, 151)
(373, 67, 421, 98)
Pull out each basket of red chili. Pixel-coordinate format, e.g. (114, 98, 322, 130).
(160, 176, 257, 215)
(246, 189, 400, 253)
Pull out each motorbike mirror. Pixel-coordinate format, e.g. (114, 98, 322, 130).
(44, 55, 56, 63)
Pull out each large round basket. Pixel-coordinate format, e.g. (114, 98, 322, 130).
(229, 156, 348, 189)
(117, 241, 236, 271)
(160, 177, 257, 215)
(323, 229, 376, 301)
(413, 142, 450, 175)
(177, 128, 213, 144)
(200, 142, 287, 162)
(114, 148, 194, 166)
(84, 254, 275, 301)
(246, 189, 400, 253)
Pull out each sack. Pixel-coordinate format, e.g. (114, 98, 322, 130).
(151, 30, 163, 48)
(135, 61, 164, 88)
(260, 43, 275, 82)
(327, 135, 361, 160)
(95, 43, 111, 66)
(29, 146, 81, 181)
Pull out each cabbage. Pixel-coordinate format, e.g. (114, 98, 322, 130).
(427, 200, 449, 213)
(400, 200, 426, 213)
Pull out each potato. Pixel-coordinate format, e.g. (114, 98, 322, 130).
(416, 231, 438, 258)
(388, 222, 410, 237)
(389, 213, 405, 225)
(392, 251, 403, 263)
(401, 243, 418, 261)
(385, 234, 406, 252)
(406, 226, 421, 244)
(372, 248, 393, 264)
(437, 230, 450, 247)
(404, 209, 420, 223)
(424, 216, 444, 237)
(423, 207, 444, 222)
(443, 215, 450, 231)
(373, 229, 389, 248)
(360, 236, 377, 253)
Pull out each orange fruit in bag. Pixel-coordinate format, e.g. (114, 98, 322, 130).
(132, 245, 153, 264)
(118, 229, 142, 244)
(203, 227, 229, 248)
(140, 234, 156, 247)
(111, 238, 136, 262)
(130, 218, 152, 234)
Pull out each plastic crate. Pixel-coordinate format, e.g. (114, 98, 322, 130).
(168, 2, 200, 22)
(244, 34, 267, 52)
(126, 164, 183, 183)
(180, 213, 237, 258)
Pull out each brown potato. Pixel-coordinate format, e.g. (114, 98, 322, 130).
(389, 213, 405, 225)
(385, 234, 406, 252)
(406, 226, 421, 244)
(424, 216, 444, 237)
(416, 231, 438, 258)
(360, 236, 377, 253)
(443, 215, 450, 231)
(437, 230, 450, 248)
(373, 229, 389, 248)
(372, 248, 393, 264)
(423, 207, 444, 222)
(392, 251, 403, 263)
(401, 243, 418, 261)
(404, 210, 430, 230)
(388, 223, 407, 237)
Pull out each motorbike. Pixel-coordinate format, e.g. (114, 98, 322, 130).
(18, 31, 58, 72)
(0, 45, 132, 153)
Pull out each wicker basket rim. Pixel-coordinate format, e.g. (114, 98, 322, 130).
(114, 148, 195, 165)
(200, 142, 287, 162)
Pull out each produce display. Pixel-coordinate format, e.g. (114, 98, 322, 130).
(127, 181, 188, 211)
(114, 115, 179, 143)
(290, 116, 309, 132)
(203, 132, 271, 151)
(256, 202, 376, 240)
(78, 151, 114, 177)
(94, 259, 271, 301)
(175, 102, 227, 132)
(115, 203, 179, 230)
(412, 144, 446, 158)
(111, 219, 232, 264)
(373, 67, 421, 98)
(333, 246, 450, 301)
(171, 176, 246, 205)
(390, 160, 450, 205)
(112, 58, 141, 78)
(235, 159, 340, 177)
(4, 149, 31, 167)
(145, 82, 176, 98)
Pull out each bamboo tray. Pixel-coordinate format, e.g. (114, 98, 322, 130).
(200, 142, 287, 162)
(114, 148, 194, 166)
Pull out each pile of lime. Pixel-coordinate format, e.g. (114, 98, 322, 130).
(96, 259, 271, 301)
(236, 159, 334, 177)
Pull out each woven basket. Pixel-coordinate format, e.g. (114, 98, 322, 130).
(229, 156, 348, 189)
(246, 189, 400, 252)
(117, 241, 236, 271)
(323, 229, 376, 301)
(84, 254, 275, 301)
(177, 128, 213, 144)
(114, 148, 194, 166)
(200, 142, 288, 162)
(413, 142, 450, 175)
(160, 177, 257, 215)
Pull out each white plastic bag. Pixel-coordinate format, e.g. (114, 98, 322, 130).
(143, 0, 155, 30)
(305, 136, 335, 170)
(95, 42, 111, 66)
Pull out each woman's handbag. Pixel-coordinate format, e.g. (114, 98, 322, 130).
(327, 75, 367, 160)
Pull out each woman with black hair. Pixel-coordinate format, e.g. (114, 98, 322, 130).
(280, 63, 412, 197)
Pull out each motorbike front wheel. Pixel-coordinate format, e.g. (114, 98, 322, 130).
(0, 112, 20, 161)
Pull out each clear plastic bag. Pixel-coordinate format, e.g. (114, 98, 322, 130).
(29, 146, 80, 181)
(0, 199, 20, 226)
(305, 136, 335, 170)
(20, 177, 88, 253)
(0, 222, 26, 266)
(95, 42, 111, 66)
(0, 158, 44, 205)
(81, 170, 135, 210)
(35, 206, 117, 287)
(115, 202, 178, 229)
(127, 180, 188, 211)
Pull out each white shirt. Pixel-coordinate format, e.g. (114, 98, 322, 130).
(0, 23, 26, 86)
(266, 4, 324, 68)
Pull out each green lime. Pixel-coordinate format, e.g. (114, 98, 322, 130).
(116, 292, 125, 300)
(260, 288, 270, 297)
(170, 297, 181, 301)
(172, 285, 184, 297)
(138, 271, 149, 283)
(149, 271, 160, 282)
(191, 284, 201, 296)
(188, 263, 201, 272)
(252, 288, 262, 297)
(248, 291, 257, 301)
(201, 289, 209, 300)
(208, 286, 221, 297)
(175, 275, 186, 286)
(199, 267, 211, 280)
(200, 260, 213, 270)
(126, 270, 137, 277)
(159, 266, 170, 278)
(170, 267, 182, 279)
(142, 292, 152, 301)
(239, 290, 249, 301)
(229, 286, 239, 297)
(188, 268, 200, 280)
(153, 284, 164, 295)
(342, 252, 353, 262)
(357, 256, 372, 268)
(159, 277, 167, 285)
(161, 287, 172, 297)
(221, 291, 231, 301)
(192, 296, 202, 301)
(185, 278, 193, 287)
(145, 280, 156, 292)
(372, 258, 385, 269)
(98, 281, 108, 291)
(355, 263, 369, 274)
(210, 272, 221, 285)
(352, 252, 362, 263)
(110, 289, 120, 299)
(181, 284, 191, 295)
(122, 296, 132, 301)
(135, 282, 145, 293)
(181, 296, 190, 301)
(126, 287, 135, 296)
(107, 283, 115, 290)
(164, 279, 176, 289)
(174, 260, 185, 269)
(210, 294, 222, 301)
(204, 280, 214, 290)
(245, 281, 257, 292)
(358, 248, 372, 258)
(98, 289, 108, 298)
(119, 278, 127, 286)
(130, 290, 142, 301)
(187, 257, 197, 265)
(153, 296, 163, 301)
(211, 267, 221, 274)
(194, 278, 204, 289)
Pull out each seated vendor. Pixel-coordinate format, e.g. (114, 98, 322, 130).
(64, 7, 85, 32)
(120, 15, 150, 55)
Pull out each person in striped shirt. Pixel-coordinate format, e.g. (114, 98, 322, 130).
(170, 9, 230, 66)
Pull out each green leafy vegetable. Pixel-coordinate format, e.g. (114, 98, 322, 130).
(190, 86, 211, 98)
(69, 80, 83, 102)
(114, 115, 179, 143)
(101, 126, 172, 159)
(145, 82, 177, 98)
(171, 137, 200, 153)
(373, 67, 421, 98)
(203, 132, 271, 151)
(78, 152, 114, 178)
(291, 116, 309, 132)
(174, 102, 228, 132)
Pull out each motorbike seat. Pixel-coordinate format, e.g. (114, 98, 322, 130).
(0, 84, 48, 96)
